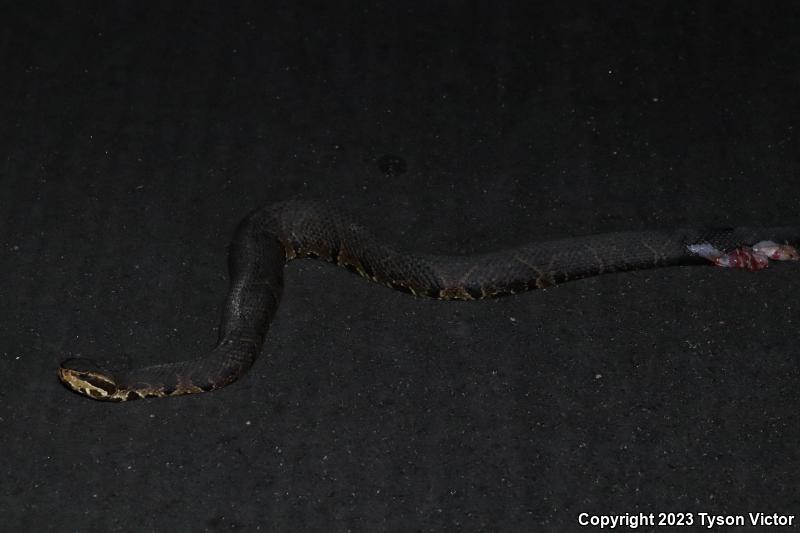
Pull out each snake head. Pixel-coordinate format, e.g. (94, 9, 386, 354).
(58, 358, 121, 401)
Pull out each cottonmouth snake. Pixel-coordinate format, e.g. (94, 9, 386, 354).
(58, 200, 800, 401)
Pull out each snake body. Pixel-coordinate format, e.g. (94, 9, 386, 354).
(58, 201, 800, 401)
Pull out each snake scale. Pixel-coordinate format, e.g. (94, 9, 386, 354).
(58, 200, 800, 401)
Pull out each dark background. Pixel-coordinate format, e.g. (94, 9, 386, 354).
(2, 2, 800, 532)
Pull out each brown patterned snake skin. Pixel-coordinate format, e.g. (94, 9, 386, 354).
(58, 200, 800, 401)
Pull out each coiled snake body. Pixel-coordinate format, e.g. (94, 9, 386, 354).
(58, 201, 800, 401)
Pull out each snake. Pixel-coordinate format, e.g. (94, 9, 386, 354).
(58, 200, 800, 401)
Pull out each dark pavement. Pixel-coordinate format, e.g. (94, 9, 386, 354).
(2, 3, 799, 531)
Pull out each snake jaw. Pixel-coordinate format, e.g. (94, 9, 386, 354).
(58, 358, 121, 401)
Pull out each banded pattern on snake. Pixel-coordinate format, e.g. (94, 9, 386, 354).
(58, 200, 800, 401)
